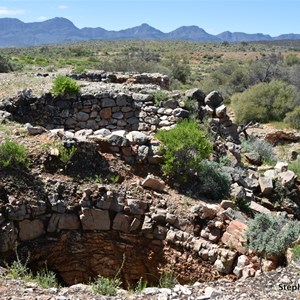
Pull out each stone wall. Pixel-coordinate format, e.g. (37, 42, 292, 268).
(0, 171, 278, 285)
(3, 89, 188, 133)
(69, 71, 170, 90)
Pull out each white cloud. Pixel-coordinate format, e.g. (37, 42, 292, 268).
(0, 6, 25, 16)
(58, 5, 68, 9)
(37, 16, 48, 21)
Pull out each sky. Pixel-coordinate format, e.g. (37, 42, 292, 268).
(0, 0, 299, 36)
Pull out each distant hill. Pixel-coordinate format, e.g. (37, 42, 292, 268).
(0, 17, 299, 47)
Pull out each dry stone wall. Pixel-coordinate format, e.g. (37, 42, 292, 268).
(2, 89, 188, 133)
(69, 71, 170, 90)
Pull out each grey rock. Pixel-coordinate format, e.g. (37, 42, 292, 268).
(127, 131, 149, 145)
(25, 124, 47, 135)
(94, 128, 111, 137)
(0, 110, 12, 122)
(172, 108, 189, 118)
(205, 91, 224, 108)
(137, 145, 150, 161)
(112, 112, 124, 119)
(185, 88, 206, 105)
(75, 111, 89, 122)
(108, 134, 130, 147)
(101, 98, 116, 107)
(132, 93, 152, 102)
(163, 99, 179, 109)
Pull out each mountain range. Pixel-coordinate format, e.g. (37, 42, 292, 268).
(0, 17, 300, 47)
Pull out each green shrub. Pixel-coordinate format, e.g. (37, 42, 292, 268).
(52, 75, 80, 96)
(197, 160, 231, 199)
(159, 270, 177, 289)
(152, 90, 169, 106)
(57, 145, 77, 164)
(35, 266, 60, 288)
(242, 135, 277, 165)
(284, 106, 300, 129)
(91, 276, 121, 296)
(6, 254, 32, 281)
(0, 54, 14, 73)
(134, 277, 148, 292)
(232, 80, 297, 124)
(288, 158, 300, 178)
(0, 140, 29, 169)
(246, 213, 300, 256)
(155, 119, 212, 181)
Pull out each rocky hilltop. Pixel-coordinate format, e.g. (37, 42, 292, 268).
(0, 71, 300, 299)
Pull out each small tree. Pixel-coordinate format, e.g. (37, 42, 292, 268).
(155, 119, 212, 182)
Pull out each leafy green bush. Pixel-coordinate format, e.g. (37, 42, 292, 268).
(242, 135, 277, 165)
(155, 119, 212, 181)
(58, 145, 77, 164)
(0, 140, 29, 169)
(232, 80, 297, 124)
(246, 213, 300, 256)
(284, 106, 300, 129)
(197, 160, 231, 200)
(91, 276, 121, 296)
(52, 75, 80, 96)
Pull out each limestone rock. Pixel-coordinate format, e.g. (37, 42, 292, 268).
(112, 213, 130, 233)
(126, 131, 149, 145)
(19, 219, 45, 241)
(221, 220, 247, 254)
(258, 174, 273, 195)
(142, 175, 165, 191)
(278, 170, 296, 186)
(80, 208, 110, 231)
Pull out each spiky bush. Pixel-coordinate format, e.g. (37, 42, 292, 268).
(197, 160, 231, 200)
(242, 135, 277, 165)
(246, 213, 300, 256)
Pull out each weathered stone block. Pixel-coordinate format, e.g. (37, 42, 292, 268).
(80, 208, 110, 231)
(19, 219, 45, 241)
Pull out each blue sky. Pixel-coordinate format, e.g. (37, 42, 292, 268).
(0, 0, 299, 36)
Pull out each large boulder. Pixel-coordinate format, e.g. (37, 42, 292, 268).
(204, 91, 223, 108)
